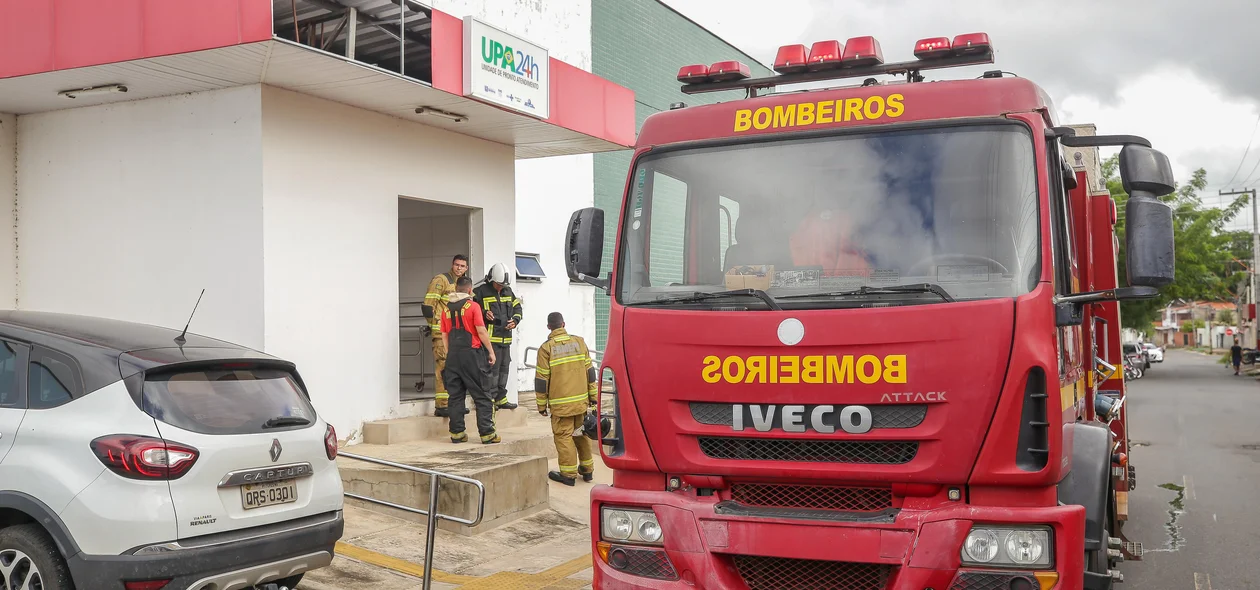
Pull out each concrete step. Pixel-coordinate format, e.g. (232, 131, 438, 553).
(339, 441, 548, 536)
(339, 409, 566, 536)
(362, 406, 530, 445)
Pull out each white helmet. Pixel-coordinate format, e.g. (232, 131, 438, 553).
(487, 262, 510, 285)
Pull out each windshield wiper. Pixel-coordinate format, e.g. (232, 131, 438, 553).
(631, 288, 782, 310)
(777, 283, 955, 303)
(262, 416, 311, 429)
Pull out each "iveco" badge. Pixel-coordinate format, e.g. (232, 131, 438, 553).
(732, 403, 873, 434)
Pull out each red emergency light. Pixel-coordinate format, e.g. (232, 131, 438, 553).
(774, 44, 810, 74)
(842, 36, 883, 67)
(913, 37, 952, 60)
(677, 64, 710, 84)
(708, 60, 751, 82)
(952, 32, 993, 56)
(807, 40, 844, 71)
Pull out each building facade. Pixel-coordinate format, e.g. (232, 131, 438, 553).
(0, 0, 634, 442)
(0, 0, 767, 441)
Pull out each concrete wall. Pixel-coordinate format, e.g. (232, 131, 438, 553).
(14, 87, 265, 347)
(513, 155, 598, 389)
(399, 213, 470, 300)
(260, 86, 516, 441)
(0, 113, 15, 308)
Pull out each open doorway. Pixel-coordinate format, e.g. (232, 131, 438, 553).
(399, 197, 472, 403)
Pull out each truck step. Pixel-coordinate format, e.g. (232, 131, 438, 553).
(1123, 541, 1144, 561)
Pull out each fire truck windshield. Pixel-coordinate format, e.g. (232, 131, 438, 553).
(618, 123, 1040, 307)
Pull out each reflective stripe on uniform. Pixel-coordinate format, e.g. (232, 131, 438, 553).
(548, 393, 590, 405)
(480, 431, 499, 442)
(536, 367, 551, 376)
(580, 458, 595, 467)
(435, 392, 449, 399)
(550, 353, 587, 366)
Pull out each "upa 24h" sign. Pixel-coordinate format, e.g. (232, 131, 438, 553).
(463, 17, 549, 119)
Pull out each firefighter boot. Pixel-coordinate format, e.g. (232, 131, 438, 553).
(548, 471, 576, 486)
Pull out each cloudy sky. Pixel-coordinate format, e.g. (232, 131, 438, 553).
(660, 0, 1259, 225)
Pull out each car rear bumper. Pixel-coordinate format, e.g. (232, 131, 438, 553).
(67, 510, 343, 589)
(591, 485, 1085, 590)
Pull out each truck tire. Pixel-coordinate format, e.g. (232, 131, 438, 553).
(0, 524, 75, 590)
(1086, 487, 1113, 580)
(1058, 423, 1114, 589)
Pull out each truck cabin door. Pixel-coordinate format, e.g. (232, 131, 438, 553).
(1048, 139, 1084, 416)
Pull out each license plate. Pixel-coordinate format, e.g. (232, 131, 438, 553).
(241, 479, 298, 510)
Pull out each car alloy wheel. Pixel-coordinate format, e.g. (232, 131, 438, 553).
(0, 548, 43, 590)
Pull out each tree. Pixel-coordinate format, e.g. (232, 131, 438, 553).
(1218, 309, 1235, 326)
(1103, 156, 1252, 330)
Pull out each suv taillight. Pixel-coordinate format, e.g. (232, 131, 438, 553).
(90, 435, 199, 480)
(325, 423, 338, 460)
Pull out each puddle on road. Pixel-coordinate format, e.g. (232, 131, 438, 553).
(1145, 482, 1186, 553)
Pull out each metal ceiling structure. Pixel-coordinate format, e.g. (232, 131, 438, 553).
(272, 0, 434, 82)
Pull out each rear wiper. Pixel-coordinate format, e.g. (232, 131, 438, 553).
(777, 283, 955, 303)
(262, 416, 311, 429)
(630, 288, 782, 311)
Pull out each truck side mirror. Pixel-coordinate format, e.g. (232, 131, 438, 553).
(1119, 145, 1175, 288)
(566, 208, 609, 291)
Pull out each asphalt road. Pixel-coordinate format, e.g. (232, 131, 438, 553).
(1120, 349, 1260, 590)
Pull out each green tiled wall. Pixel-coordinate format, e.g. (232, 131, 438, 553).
(590, 0, 772, 349)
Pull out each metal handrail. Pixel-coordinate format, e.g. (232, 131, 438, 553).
(339, 452, 486, 590)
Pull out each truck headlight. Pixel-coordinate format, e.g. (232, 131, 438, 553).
(601, 507, 663, 546)
(961, 526, 1052, 568)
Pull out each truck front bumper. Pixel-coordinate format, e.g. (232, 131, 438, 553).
(590, 485, 1085, 590)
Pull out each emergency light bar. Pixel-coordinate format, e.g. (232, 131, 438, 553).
(774, 44, 809, 74)
(681, 32, 994, 95)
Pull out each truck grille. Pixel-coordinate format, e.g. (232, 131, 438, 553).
(734, 556, 891, 590)
(948, 572, 1039, 590)
(699, 437, 918, 464)
(690, 403, 926, 429)
(730, 483, 893, 512)
(610, 546, 678, 581)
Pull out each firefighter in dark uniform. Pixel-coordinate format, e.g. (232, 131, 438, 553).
(473, 263, 522, 411)
(534, 312, 598, 485)
(441, 276, 500, 444)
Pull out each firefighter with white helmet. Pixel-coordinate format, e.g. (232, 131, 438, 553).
(473, 262, 523, 410)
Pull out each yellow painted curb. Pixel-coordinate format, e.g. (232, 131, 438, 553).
(335, 541, 479, 585)
(540, 554, 595, 580)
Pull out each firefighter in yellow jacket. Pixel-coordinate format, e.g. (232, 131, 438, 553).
(425, 254, 468, 417)
(534, 312, 598, 486)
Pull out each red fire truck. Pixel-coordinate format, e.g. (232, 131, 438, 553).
(565, 33, 1174, 590)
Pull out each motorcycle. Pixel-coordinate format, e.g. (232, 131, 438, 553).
(1123, 353, 1143, 381)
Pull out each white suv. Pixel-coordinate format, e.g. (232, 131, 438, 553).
(0, 311, 344, 590)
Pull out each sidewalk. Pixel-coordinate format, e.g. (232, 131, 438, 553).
(300, 404, 606, 590)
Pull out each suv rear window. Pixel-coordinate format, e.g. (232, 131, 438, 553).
(142, 367, 317, 435)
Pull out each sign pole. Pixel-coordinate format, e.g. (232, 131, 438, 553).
(1221, 188, 1259, 348)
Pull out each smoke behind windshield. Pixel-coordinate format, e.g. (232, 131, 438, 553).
(624, 124, 1041, 302)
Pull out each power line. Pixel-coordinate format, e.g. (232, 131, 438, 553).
(1224, 114, 1260, 187)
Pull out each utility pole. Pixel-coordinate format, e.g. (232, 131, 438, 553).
(1221, 187, 1258, 348)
